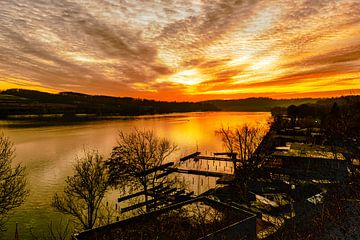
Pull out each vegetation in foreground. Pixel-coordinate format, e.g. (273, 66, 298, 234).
(106, 130, 178, 213)
(52, 150, 111, 230)
(0, 133, 28, 231)
(216, 124, 267, 202)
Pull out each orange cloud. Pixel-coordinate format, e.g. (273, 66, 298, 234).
(0, 0, 359, 100)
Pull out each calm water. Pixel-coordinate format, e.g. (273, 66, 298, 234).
(0, 112, 270, 239)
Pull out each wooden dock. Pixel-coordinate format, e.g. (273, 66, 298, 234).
(168, 167, 231, 178)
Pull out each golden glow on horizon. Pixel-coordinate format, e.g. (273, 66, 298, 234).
(0, 0, 359, 100)
(0, 77, 58, 93)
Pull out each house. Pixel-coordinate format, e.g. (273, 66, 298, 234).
(269, 143, 348, 181)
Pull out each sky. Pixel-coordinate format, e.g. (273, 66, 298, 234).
(0, 0, 359, 101)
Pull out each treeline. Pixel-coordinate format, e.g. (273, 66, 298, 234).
(272, 95, 360, 151)
(272, 95, 360, 121)
(205, 98, 317, 112)
(1, 89, 358, 120)
(0, 89, 321, 119)
(0, 89, 218, 119)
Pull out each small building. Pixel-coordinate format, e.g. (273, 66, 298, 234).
(269, 143, 348, 181)
(74, 197, 257, 240)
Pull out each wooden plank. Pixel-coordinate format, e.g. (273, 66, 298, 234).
(122, 188, 182, 212)
(180, 152, 201, 161)
(170, 168, 227, 177)
(147, 186, 170, 197)
(172, 189, 185, 196)
(155, 169, 176, 179)
(137, 162, 174, 177)
(157, 187, 178, 196)
(118, 184, 165, 202)
(163, 187, 178, 195)
(197, 155, 240, 162)
(118, 191, 146, 203)
(166, 190, 186, 201)
(148, 200, 167, 210)
(120, 199, 157, 213)
(148, 190, 192, 209)
(214, 152, 237, 158)
(149, 193, 194, 211)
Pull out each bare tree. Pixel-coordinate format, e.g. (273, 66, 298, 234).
(0, 133, 28, 230)
(216, 124, 266, 201)
(52, 150, 110, 230)
(106, 129, 177, 212)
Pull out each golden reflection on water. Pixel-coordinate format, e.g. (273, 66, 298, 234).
(0, 111, 270, 238)
(154, 112, 270, 154)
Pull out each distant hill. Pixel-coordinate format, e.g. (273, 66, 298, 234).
(203, 98, 318, 112)
(0, 89, 217, 118)
(0, 89, 357, 119)
(275, 95, 360, 119)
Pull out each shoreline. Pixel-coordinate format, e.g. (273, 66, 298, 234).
(0, 111, 270, 128)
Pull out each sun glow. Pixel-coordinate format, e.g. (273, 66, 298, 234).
(0, 0, 359, 100)
(169, 69, 206, 86)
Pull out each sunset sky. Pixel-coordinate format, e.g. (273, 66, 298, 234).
(0, 0, 359, 101)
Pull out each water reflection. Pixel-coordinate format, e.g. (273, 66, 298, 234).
(0, 112, 270, 238)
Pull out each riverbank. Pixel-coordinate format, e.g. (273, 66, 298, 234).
(1, 89, 319, 120)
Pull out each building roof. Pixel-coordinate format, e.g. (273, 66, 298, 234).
(272, 143, 346, 161)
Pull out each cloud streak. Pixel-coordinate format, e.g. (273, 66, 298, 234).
(0, 0, 359, 100)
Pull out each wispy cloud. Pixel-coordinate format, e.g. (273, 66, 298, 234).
(0, 0, 359, 100)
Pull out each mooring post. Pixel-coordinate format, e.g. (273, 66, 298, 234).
(232, 153, 237, 177)
(15, 222, 19, 240)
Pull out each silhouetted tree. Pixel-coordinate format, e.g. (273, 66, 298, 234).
(287, 105, 298, 126)
(106, 130, 177, 212)
(52, 150, 110, 230)
(0, 133, 28, 231)
(216, 124, 266, 201)
(297, 104, 311, 118)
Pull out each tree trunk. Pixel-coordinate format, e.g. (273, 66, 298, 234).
(232, 154, 237, 177)
(143, 179, 150, 212)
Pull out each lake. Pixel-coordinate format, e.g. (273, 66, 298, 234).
(0, 111, 270, 239)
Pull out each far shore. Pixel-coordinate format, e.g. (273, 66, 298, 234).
(0, 111, 270, 128)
